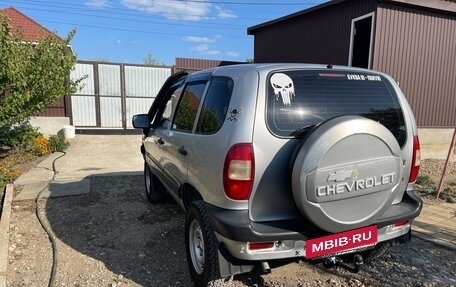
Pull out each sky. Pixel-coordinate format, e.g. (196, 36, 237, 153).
(1, 0, 327, 66)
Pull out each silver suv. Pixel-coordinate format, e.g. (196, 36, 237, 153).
(133, 64, 422, 287)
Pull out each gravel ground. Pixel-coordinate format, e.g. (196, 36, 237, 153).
(6, 175, 456, 287)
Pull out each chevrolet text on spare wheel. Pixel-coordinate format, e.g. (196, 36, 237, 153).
(133, 63, 422, 287)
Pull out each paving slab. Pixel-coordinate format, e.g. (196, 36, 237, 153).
(413, 200, 456, 250)
(54, 135, 143, 180)
(13, 179, 91, 201)
(13, 167, 54, 185)
(13, 134, 143, 200)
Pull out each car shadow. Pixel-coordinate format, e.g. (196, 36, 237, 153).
(44, 172, 276, 286)
(44, 173, 193, 286)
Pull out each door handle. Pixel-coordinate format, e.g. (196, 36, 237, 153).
(157, 138, 165, 145)
(178, 146, 188, 156)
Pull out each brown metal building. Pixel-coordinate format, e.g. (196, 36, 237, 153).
(248, 0, 456, 127)
(173, 57, 242, 74)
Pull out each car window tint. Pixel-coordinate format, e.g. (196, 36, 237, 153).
(173, 81, 207, 132)
(196, 77, 234, 134)
(267, 70, 406, 147)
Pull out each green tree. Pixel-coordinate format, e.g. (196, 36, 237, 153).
(0, 14, 83, 130)
(143, 53, 165, 66)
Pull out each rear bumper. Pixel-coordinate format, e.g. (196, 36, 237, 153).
(207, 190, 422, 260)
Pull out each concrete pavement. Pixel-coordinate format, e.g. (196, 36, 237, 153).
(13, 135, 144, 200)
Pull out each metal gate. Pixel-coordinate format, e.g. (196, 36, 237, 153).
(70, 61, 172, 129)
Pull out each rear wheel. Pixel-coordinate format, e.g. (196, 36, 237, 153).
(185, 201, 231, 287)
(361, 242, 390, 263)
(144, 162, 165, 203)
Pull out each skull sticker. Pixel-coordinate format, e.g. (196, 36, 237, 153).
(270, 73, 295, 106)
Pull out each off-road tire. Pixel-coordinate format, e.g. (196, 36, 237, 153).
(144, 162, 166, 203)
(361, 242, 390, 263)
(185, 201, 231, 287)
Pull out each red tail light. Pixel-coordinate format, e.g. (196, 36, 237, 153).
(409, 136, 420, 183)
(248, 242, 274, 250)
(223, 143, 254, 200)
(394, 220, 408, 227)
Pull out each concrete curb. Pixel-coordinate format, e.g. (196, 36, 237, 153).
(0, 184, 14, 287)
(412, 231, 456, 251)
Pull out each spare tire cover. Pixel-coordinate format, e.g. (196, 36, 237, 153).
(292, 116, 403, 233)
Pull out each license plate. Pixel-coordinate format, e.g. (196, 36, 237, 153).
(305, 225, 377, 259)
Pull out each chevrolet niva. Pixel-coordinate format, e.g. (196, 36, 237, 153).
(133, 64, 422, 287)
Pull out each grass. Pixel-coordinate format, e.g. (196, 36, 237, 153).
(415, 174, 434, 186)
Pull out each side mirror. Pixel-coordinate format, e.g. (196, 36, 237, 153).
(132, 114, 150, 129)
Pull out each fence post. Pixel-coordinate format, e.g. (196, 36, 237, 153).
(436, 128, 456, 199)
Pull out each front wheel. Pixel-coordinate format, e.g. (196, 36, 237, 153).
(185, 201, 231, 287)
(144, 162, 165, 203)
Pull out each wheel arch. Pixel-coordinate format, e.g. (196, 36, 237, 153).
(181, 183, 203, 212)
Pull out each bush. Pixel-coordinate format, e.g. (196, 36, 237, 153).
(0, 122, 42, 150)
(48, 131, 69, 152)
(416, 174, 434, 185)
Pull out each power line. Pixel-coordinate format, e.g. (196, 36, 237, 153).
(165, 0, 322, 5)
(0, 0, 322, 21)
(10, 5, 247, 30)
(35, 18, 250, 39)
(4, 0, 312, 20)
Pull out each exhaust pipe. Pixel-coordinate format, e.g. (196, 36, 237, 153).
(260, 261, 271, 274)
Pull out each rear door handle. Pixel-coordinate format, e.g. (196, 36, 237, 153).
(178, 146, 188, 156)
(157, 138, 165, 145)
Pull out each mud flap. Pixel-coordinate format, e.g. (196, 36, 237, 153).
(394, 229, 411, 245)
(218, 245, 253, 277)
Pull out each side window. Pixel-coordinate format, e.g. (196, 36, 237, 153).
(160, 83, 184, 123)
(196, 77, 234, 134)
(173, 81, 207, 132)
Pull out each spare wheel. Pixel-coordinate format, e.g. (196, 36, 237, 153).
(292, 116, 403, 233)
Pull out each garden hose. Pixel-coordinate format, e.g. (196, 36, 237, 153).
(35, 151, 66, 287)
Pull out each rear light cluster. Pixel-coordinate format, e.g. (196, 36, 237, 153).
(409, 136, 421, 183)
(223, 143, 254, 200)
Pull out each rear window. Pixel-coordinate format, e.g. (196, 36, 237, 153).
(266, 70, 406, 146)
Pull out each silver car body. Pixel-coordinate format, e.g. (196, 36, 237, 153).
(138, 63, 421, 262)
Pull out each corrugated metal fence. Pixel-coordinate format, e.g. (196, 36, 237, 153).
(70, 61, 172, 129)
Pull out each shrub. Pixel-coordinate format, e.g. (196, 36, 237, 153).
(48, 131, 69, 152)
(0, 122, 42, 150)
(416, 174, 434, 185)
